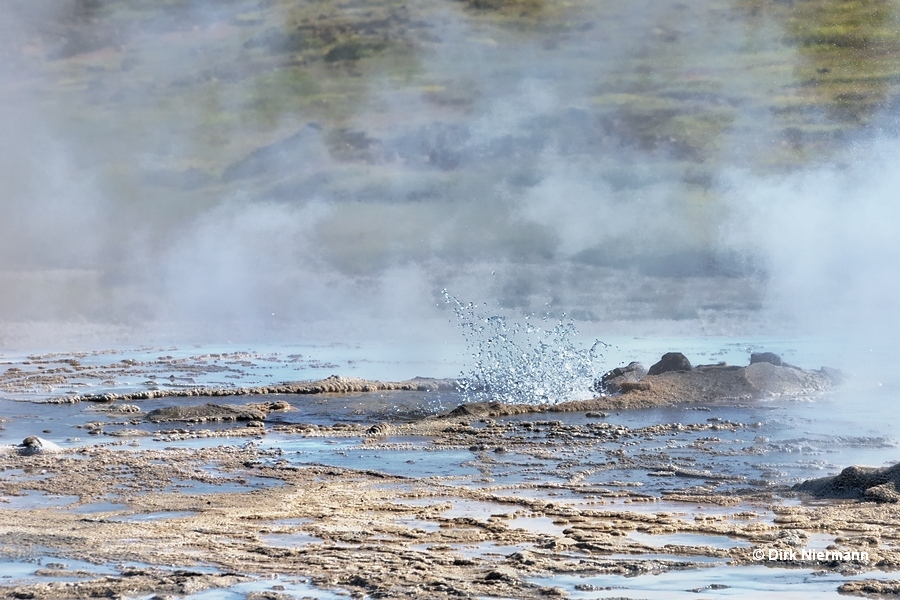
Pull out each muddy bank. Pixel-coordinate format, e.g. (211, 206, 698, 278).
(1, 349, 893, 599)
(0, 568, 250, 600)
(46, 354, 839, 436)
(599, 351, 840, 405)
(52, 375, 458, 404)
(6, 350, 844, 448)
(38, 351, 840, 417)
(436, 352, 841, 420)
(145, 400, 293, 424)
(2, 436, 900, 599)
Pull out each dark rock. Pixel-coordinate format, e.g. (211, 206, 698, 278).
(446, 402, 503, 418)
(595, 353, 837, 400)
(617, 359, 837, 404)
(647, 352, 692, 376)
(795, 462, 900, 502)
(483, 569, 515, 582)
(146, 403, 267, 423)
(750, 352, 782, 367)
(366, 423, 391, 436)
(345, 574, 371, 587)
(508, 551, 536, 565)
(17, 436, 63, 456)
(593, 361, 646, 394)
(866, 482, 900, 503)
(249, 400, 292, 412)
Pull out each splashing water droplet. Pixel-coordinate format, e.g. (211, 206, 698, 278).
(442, 290, 607, 405)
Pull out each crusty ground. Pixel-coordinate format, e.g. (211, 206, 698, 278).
(0, 408, 897, 599)
(0, 356, 885, 599)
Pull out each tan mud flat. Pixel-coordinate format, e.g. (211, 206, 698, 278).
(1, 347, 899, 598)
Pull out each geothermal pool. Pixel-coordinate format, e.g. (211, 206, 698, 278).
(0, 336, 899, 599)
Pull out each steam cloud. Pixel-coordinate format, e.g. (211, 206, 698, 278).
(721, 140, 900, 368)
(0, 0, 896, 366)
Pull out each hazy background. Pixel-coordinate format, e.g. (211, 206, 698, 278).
(0, 0, 898, 367)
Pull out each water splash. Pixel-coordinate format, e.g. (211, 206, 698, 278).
(443, 290, 606, 405)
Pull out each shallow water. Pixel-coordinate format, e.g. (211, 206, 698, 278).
(170, 576, 352, 599)
(265, 396, 895, 498)
(0, 490, 79, 510)
(393, 497, 520, 519)
(0, 556, 119, 581)
(506, 515, 567, 536)
(1, 339, 899, 599)
(530, 566, 899, 599)
(448, 541, 534, 559)
(2, 340, 897, 493)
(261, 532, 324, 547)
(109, 511, 197, 522)
(0, 553, 179, 591)
(628, 531, 753, 550)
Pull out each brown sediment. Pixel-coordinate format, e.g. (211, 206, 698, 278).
(840, 580, 900, 596)
(48, 375, 459, 404)
(0, 444, 758, 599)
(795, 463, 900, 503)
(0, 397, 895, 599)
(2, 438, 900, 599)
(610, 361, 838, 405)
(21, 350, 838, 409)
(0, 354, 878, 599)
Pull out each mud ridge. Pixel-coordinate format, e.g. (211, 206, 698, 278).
(49, 375, 458, 404)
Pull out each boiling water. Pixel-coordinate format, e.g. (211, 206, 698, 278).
(444, 290, 607, 404)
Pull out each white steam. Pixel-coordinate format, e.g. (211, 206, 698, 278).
(0, 0, 896, 363)
(721, 142, 900, 355)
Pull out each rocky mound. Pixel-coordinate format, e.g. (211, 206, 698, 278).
(596, 351, 841, 404)
(0, 436, 65, 456)
(429, 351, 841, 421)
(795, 463, 900, 503)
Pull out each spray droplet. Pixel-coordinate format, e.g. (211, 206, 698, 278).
(444, 290, 606, 405)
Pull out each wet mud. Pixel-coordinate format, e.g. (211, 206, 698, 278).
(0, 351, 896, 599)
